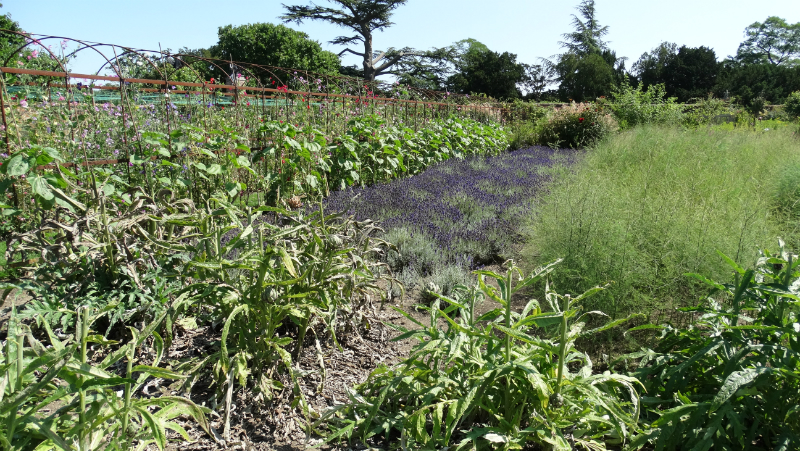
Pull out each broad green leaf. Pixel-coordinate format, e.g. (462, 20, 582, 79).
(711, 367, 771, 412)
(4, 154, 30, 176)
(280, 247, 298, 278)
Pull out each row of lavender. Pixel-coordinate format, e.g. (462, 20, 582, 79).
(323, 145, 579, 296)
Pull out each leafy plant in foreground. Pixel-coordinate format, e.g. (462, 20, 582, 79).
(625, 242, 800, 450)
(0, 293, 209, 450)
(319, 260, 641, 450)
(140, 191, 397, 439)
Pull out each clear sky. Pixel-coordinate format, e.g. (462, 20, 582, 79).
(4, 0, 799, 78)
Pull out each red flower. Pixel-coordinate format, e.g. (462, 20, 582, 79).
(579, 117, 584, 122)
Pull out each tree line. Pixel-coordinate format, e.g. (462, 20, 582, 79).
(2, 0, 799, 105)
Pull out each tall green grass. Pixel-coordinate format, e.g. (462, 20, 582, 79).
(522, 126, 800, 320)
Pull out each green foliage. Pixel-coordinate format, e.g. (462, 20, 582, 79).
(0, 298, 208, 450)
(0, 13, 24, 61)
(716, 61, 800, 104)
(320, 260, 642, 450)
(634, 43, 720, 102)
(559, 0, 610, 57)
(137, 192, 397, 427)
(446, 41, 526, 100)
(604, 79, 683, 129)
(548, 0, 626, 102)
(626, 243, 800, 450)
(537, 102, 617, 149)
(734, 16, 800, 66)
(681, 95, 734, 128)
(555, 52, 623, 102)
(772, 161, 800, 220)
(5, 180, 197, 335)
(253, 114, 508, 200)
(784, 90, 800, 119)
(524, 126, 800, 319)
(213, 23, 340, 77)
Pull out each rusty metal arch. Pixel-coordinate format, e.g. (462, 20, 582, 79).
(1, 31, 71, 74)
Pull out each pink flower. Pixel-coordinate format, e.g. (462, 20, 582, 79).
(31, 50, 39, 58)
(58, 96, 65, 101)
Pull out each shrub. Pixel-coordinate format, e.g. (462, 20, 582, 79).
(785, 90, 800, 120)
(605, 80, 683, 128)
(507, 120, 539, 150)
(681, 95, 735, 127)
(537, 102, 617, 149)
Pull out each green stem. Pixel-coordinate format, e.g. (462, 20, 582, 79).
(120, 346, 134, 444)
(78, 307, 90, 451)
(294, 312, 311, 360)
(504, 270, 512, 420)
(555, 295, 570, 396)
(14, 334, 23, 394)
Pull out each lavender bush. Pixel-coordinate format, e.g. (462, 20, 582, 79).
(323, 146, 578, 296)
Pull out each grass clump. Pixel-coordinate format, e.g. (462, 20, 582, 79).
(523, 126, 800, 320)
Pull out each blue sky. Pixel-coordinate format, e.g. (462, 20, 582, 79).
(4, 0, 799, 79)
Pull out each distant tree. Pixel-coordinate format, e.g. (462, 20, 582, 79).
(558, 0, 610, 56)
(548, 0, 625, 101)
(735, 16, 800, 66)
(634, 43, 719, 102)
(338, 64, 363, 78)
(520, 63, 548, 100)
(212, 23, 340, 79)
(633, 42, 678, 88)
(281, 0, 433, 81)
(0, 11, 25, 62)
(715, 61, 800, 104)
(665, 46, 719, 101)
(392, 38, 529, 97)
(446, 45, 526, 99)
(556, 51, 623, 101)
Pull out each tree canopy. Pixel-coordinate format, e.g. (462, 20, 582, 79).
(446, 40, 526, 99)
(634, 43, 719, 102)
(0, 11, 25, 62)
(212, 23, 340, 78)
(548, 0, 624, 102)
(281, 0, 428, 81)
(558, 0, 610, 57)
(734, 16, 800, 66)
(715, 61, 800, 104)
